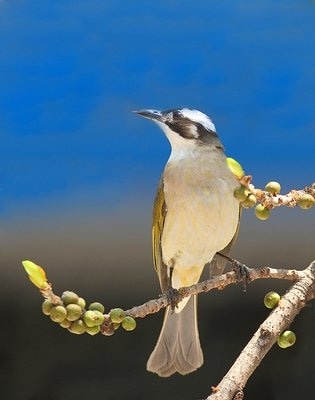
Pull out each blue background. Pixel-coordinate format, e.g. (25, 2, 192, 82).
(1, 1, 315, 399)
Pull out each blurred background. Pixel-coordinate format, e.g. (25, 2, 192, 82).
(0, 1, 315, 399)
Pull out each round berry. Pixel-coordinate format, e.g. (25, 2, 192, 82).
(233, 185, 249, 202)
(265, 181, 281, 195)
(59, 319, 72, 329)
(77, 297, 86, 309)
(88, 302, 105, 314)
(277, 330, 296, 348)
(42, 299, 54, 315)
(85, 325, 101, 336)
(121, 316, 137, 331)
(61, 291, 79, 306)
(50, 305, 67, 323)
(264, 291, 280, 309)
(69, 320, 86, 335)
(298, 194, 315, 210)
(66, 304, 83, 321)
(255, 204, 270, 220)
(241, 194, 257, 209)
(109, 308, 125, 324)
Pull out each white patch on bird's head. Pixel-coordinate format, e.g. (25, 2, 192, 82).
(178, 108, 216, 133)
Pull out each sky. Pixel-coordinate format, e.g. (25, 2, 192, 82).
(0, 1, 315, 399)
(0, 0, 314, 217)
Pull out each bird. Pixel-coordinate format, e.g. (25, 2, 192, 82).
(134, 108, 241, 377)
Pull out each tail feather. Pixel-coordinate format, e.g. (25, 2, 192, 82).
(146, 296, 203, 377)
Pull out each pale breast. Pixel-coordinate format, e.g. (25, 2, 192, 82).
(161, 150, 239, 288)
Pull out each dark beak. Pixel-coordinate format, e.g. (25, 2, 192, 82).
(133, 109, 163, 121)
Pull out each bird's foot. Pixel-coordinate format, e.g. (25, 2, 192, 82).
(232, 260, 251, 292)
(165, 286, 181, 313)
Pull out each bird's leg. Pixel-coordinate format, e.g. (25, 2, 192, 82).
(166, 261, 181, 313)
(216, 252, 251, 292)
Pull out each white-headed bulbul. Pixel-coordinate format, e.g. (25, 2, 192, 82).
(135, 108, 240, 377)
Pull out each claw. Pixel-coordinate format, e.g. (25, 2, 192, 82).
(166, 286, 181, 313)
(232, 261, 251, 292)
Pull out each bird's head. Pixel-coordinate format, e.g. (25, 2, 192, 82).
(134, 108, 223, 151)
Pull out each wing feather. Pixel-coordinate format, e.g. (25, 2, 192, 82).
(152, 180, 168, 292)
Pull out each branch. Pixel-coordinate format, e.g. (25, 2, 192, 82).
(237, 175, 315, 214)
(22, 258, 315, 398)
(207, 260, 315, 400)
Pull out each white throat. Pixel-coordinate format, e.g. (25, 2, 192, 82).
(154, 121, 198, 162)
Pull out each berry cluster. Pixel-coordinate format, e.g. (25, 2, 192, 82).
(42, 291, 136, 336)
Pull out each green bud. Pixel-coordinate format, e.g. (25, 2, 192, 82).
(109, 308, 125, 323)
(77, 297, 86, 309)
(298, 194, 315, 210)
(233, 185, 249, 202)
(255, 204, 270, 220)
(265, 181, 281, 195)
(88, 302, 105, 314)
(50, 305, 67, 323)
(121, 316, 137, 331)
(241, 194, 257, 209)
(85, 325, 101, 336)
(66, 304, 83, 321)
(277, 330, 296, 348)
(61, 291, 79, 306)
(42, 299, 54, 315)
(59, 319, 72, 328)
(226, 157, 245, 179)
(264, 291, 280, 309)
(69, 320, 86, 335)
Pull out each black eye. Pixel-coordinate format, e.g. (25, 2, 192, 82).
(172, 110, 182, 119)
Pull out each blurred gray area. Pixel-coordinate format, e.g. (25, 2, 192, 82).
(1, 198, 314, 400)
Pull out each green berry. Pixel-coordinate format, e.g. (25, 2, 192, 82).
(59, 319, 72, 328)
(109, 308, 125, 323)
(241, 194, 257, 209)
(264, 291, 280, 309)
(42, 299, 54, 315)
(69, 320, 86, 335)
(92, 310, 105, 326)
(50, 305, 67, 323)
(66, 304, 83, 321)
(85, 325, 101, 336)
(121, 316, 137, 331)
(277, 330, 296, 348)
(88, 302, 105, 313)
(265, 181, 281, 195)
(298, 194, 315, 210)
(233, 185, 249, 202)
(83, 310, 98, 327)
(83, 310, 104, 327)
(255, 204, 270, 220)
(77, 297, 86, 309)
(61, 291, 79, 306)
(113, 322, 120, 330)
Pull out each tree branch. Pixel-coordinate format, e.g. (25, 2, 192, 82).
(24, 257, 315, 399)
(207, 260, 315, 400)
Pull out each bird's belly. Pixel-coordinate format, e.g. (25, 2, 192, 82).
(161, 185, 239, 288)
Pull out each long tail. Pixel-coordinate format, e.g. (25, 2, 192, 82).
(146, 295, 203, 377)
